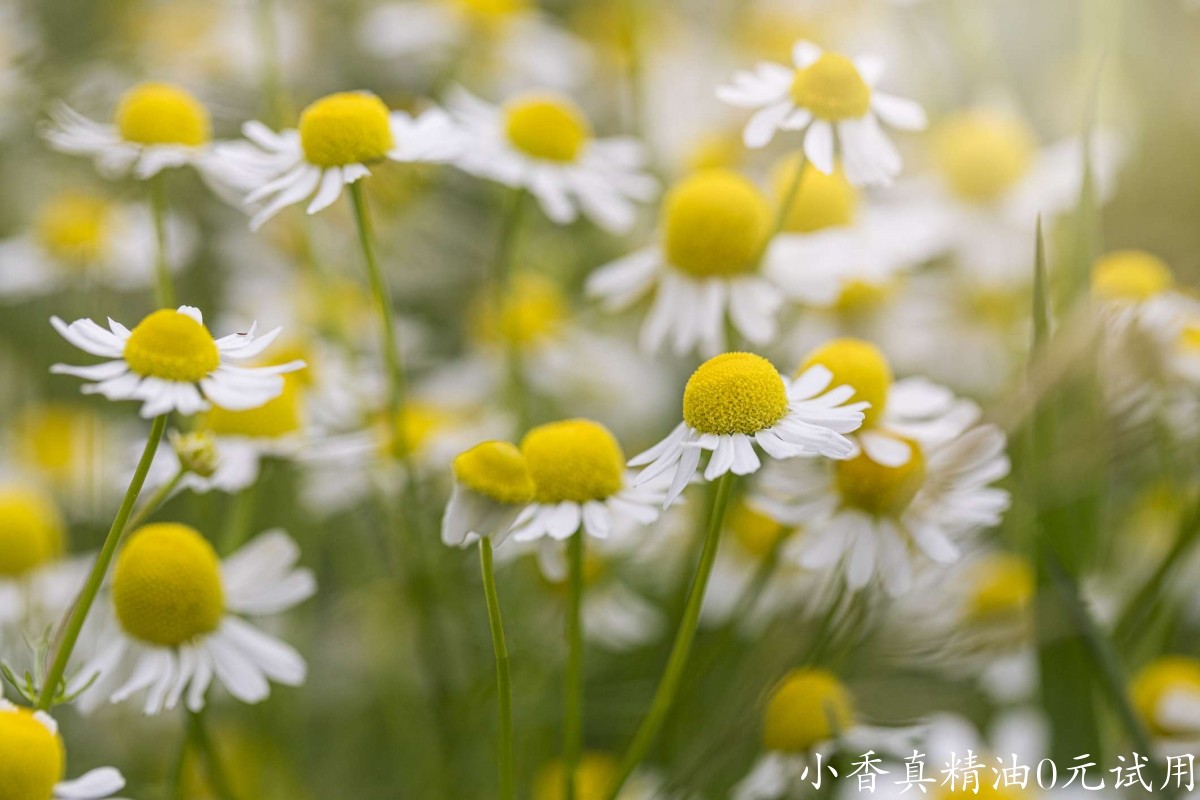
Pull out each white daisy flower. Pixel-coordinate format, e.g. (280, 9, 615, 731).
(587, 170, 839, 357)
(43, 81, 215, 180)
(508, 419, 664, 543)
(50, 305, 305, 418)
(442, 440, 535, 548)
(717, 41, 926, 186)
(72, 524, 315, 714)
(211, 90, 464, 230)
(0, 701, 128, 800)
(0, 190, 195, 299)
(1131, 656, 1200, 746)
(446, 87, 658, 234)
(632, 352, 867, 508)
(756, 400, 1011, 596)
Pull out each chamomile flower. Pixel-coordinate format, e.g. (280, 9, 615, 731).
(631, 352, 866, 508)
(213, 91, 463, 230)
(508, 419, 664, 542)
(446, 88, 658, 234)
(0, 701, 128, 800)
(717, 41, 926, 185)
(1131, 656, 1200, 745)
(588, 170, 837, 356)
(442, 441, 536, 547)
(756, 398, 1011, 595)
(1091, 249, 1183, 331)
(0, 191, 195, 299)
(73, 523, 315, 714)
(50, 305, 304, 418)
(43, 81, 215, 180)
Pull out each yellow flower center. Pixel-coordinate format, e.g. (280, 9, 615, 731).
(521, 419, 625, 504)
(833, 279, 894, 315)
(533, 753, 619, 800)
(0, 488, 65, 578)
(299, 92, 395, 168)
(451, 0, 529, 21)
(728, 501, 790, 558)
(1091, 250, 1174, 302)
(0, 709, 65, 800)
(383, 403, 447, 461)
(763, 668, 855, 752)
(473, 273, 569, 349)
(204, 376, 303, 439)
(966, 553, 1034, 622)
(835, 439, 926, 517)
(123, 309, 220, 383)
(662, 170, 772, 278)
(1131, 656, 1200, 737)
(790, 53, 872, 121)
(1179, 324, 1200, 354)
(453, 441, 536, 505)
(13, 405, 93, 483)
(934, 111, 1036, 204)
(35, 192, 111, 265)
(114, 81, 211, 147)
(683, 352, 789, 436)
(113, 523, 224, 646)
(503, 94, 592, 163)
(773, 155, 858, 233)
(799, 338, 891, 427)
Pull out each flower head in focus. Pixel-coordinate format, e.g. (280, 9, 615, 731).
(0, 701, 128, 799)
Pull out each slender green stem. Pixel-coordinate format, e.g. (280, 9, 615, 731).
(37, 414, 167, 710)
(149, 173, 176, 309)
(606, 472, 736, 800)
(255, 0, 288, 128)
(493, 189, 531, 433)
(1115, 494, 1200, 645)
(188, 709, 239, 800)
(480, 538, 515, 800)
(168, 722, 190, 800)
(760, 155, 807, 258)
(348, 182, 411, 466)
(564, 528, 586, 800)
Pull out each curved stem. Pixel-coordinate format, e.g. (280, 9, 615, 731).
(760, 155, 807, 261)
(37, 414, 167, 710)
(150, 173, 176, 309)
(564, 528, 586, 800)
(606, 472, 736, 800)
(481, 538, 515, 800)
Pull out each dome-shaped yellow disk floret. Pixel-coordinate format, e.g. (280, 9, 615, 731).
(1091, 250, 1174, 303)
(683, 352, 789, 436)
(1131, 656, 1200, 737)
(835, 439, 925, 517)
(123, 309, 220, 382)
(521, 419, 625, 504)
(799, 338, 891, 428)
(299, 92, 395, 168)
(662, 170, 772, 278)
(790, 53, 872, 121)
(966, 553, 1034, 622)
(773, 155, 858, 233)
(453, 441, 536, 505)
(763, 668, 855, 752)
(115, 81, 211, 147)
(933, 111, 1035, 204)
(0, 487, 65, 578)
(113, 523, 225, 646)
(504, 94, 592, 163)
(0, 708, 65, 799)
(533, 752, 618, 800)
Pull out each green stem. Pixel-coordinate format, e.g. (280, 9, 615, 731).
(37, 414, 167, 710)
(168, 722, 190, 800)
(606, 472, 736, 800)
(1115, 494, 1200, 646)
(760, 155, 807, 257)
(188, 709, 238, 800)
(125, 468, 183, 534)
(493, 189, 531, 434)
(348, 181, 411, 467)
(481, 538, 515, 800)
(150, 173, 176, 309)
(255, 0, 288, 128)
(564, 529, 586, 800)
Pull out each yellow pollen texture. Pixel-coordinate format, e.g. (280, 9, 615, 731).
(204, 376, 303, 439)
(1091, 250, 1174, 302)
(663, 170, 772, 278)
(0, 487, 65, 578)
(799, 338, 891, 427)
(533, 753, 618, 800)
(763, 668, 855, 752)
(774, 155, 858, 233)
(123, 309, 220, 382)
(504, 94, 592, 163)
(835, 438, 926, 517)
(299, 92, 395, 168)
(453, 441, 536, 505)
(521, 419, 625, 504)
(934, 111, 1035, 204)
(967, 553, 1034, 621)
(35, 192, 110, 264)
(0, 709, 65, 800)
(113, 523, 225, 646)
(683, 352, 789, 436)
(115, 81, 211, 147)
(790, 52, 872, 120)
(1131, 656, 1200, 736)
